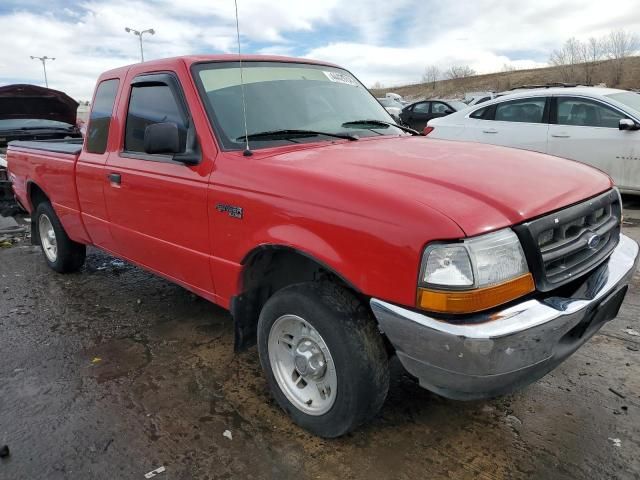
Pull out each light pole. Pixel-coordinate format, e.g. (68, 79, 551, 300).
(30, 55, 55, 88)
(125, 27, 155, 62)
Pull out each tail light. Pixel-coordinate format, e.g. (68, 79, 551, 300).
(423, 126, 434, 136)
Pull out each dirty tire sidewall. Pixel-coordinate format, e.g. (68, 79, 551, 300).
(35, 201, 86, 273)
(257, 282, 390, 438)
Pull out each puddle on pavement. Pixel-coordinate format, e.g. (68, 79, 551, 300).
(85, 337, 151, 383)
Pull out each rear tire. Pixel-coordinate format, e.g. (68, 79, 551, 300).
(257, 282, 389, 438)
(35, 201, 86, 273)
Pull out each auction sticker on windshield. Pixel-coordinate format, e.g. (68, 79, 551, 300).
(323, 71, 359, 86)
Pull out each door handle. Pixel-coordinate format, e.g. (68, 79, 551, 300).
(551, 133, 570, 138)
(482, 129, 498, 134)
(107, 173, 121, 185)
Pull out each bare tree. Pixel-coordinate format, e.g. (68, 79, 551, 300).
(371, 81, 384, 90)
(604, 29, 639, 85)
(421, 65, 440, 89)
(501, 63, 517, 73)
(586, 37, 604, 62)
(444, 65, 476, 79)
(549, 37, 582, 82)
(578, 37, 604, 85)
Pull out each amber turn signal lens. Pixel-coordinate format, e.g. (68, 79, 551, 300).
(416, 273, 535, 314)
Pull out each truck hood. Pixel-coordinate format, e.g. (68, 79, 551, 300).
(0, 84, 78, 125)
(263, 136, 612, 236)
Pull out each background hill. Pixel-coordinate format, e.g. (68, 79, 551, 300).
(371, 56, 640, 101)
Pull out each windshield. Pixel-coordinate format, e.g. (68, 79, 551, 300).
(193, 61, 404, 150)
(606, 92, 640, 114)
(0, 119, 74, 130)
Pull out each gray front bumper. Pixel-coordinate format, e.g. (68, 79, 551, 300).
(371, 234, 639, 400)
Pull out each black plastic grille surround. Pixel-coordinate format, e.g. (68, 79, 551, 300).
(514, 189, 621, 292)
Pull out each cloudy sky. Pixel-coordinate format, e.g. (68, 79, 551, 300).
(0, 0, 638, 100)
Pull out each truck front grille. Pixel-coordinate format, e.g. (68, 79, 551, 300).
(514, 189, 621, 292)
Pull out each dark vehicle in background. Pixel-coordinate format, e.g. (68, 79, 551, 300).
(399, 99, 467, 131)
(0, 84, 82, 201)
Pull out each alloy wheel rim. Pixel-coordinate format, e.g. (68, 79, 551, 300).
(268, 314, 337, 416)
(39, 214, 57, 262)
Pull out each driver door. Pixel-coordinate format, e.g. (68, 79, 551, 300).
(104, 73, 215, 297)
(547, 96, 638, 190)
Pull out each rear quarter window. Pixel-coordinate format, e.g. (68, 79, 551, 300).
(86, 79, 119, 154)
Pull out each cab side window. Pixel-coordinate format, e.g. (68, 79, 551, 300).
(86, 79, 119, 154)
(494, 98, 546, 123)
(124, 84, 188, 154)
(556, 97, 626, 128)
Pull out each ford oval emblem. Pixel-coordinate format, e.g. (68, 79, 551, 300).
(586, 233, 602, 249)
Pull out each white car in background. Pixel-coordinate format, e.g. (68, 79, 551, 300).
(425, 87, 640, 193)
(384, 92, 407, 105)
(377, 97, 403, 122)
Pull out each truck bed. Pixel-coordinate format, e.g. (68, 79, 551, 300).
(9, 138, 83, 155)
(7, 138, 84, 226)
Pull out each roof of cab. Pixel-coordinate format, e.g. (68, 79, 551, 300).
(98, 54, 340, 80)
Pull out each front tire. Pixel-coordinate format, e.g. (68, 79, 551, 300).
(35, 201, 86, 273)
(257, 282, 389, 437)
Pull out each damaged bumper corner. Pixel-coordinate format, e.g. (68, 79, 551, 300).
(370, 234, 639, 400)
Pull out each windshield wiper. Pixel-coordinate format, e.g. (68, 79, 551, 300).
(342, 119, 419, 135)
(236, 129, 358, 142)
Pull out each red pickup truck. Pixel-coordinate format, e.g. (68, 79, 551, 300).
(7, 55, 639, 437)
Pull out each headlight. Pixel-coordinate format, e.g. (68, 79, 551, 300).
(417, 229, 534, 314)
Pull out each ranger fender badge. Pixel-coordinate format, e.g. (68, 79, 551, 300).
(216, 203, 243, 219)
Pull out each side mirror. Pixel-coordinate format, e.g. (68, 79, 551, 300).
(619, 118, 640, 131)
(444, 109, 454, 115)
(144, 122, 181, 154)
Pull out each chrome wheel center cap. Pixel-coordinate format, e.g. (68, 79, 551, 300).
(294, 339, 326, 380)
